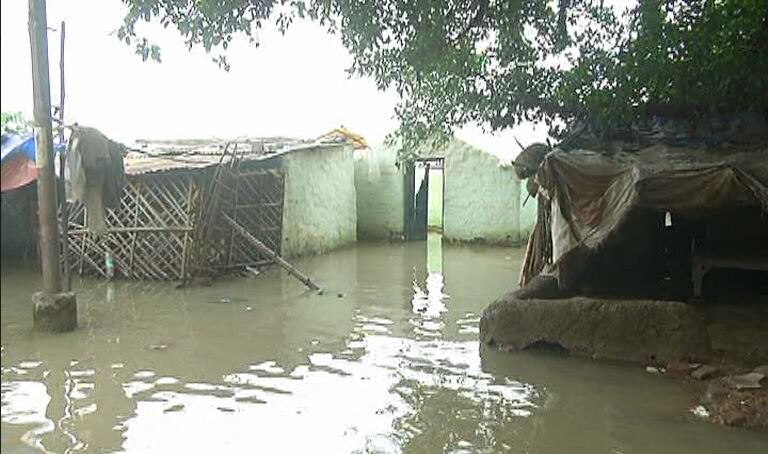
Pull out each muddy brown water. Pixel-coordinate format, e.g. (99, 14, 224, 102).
(2, 235, 767, 453)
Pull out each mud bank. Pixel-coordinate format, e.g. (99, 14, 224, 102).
(480, 294, 711, 364)
(661, 361, 768, 432)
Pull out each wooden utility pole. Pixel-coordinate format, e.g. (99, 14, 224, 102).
(29, 0, 62, 295)
(58, 20, 71, 291)
(29, 0, 76, 332)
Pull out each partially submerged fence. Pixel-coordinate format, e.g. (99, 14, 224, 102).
(66, 149, 286, 280)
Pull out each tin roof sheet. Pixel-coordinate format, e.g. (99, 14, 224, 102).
(123, 138, 345, 175)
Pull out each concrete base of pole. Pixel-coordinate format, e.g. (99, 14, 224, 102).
(32, 291, 77, 332)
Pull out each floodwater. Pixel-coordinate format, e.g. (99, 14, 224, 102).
(2, 235, 767, 453)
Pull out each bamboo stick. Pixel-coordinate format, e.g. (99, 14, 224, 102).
(69, 226, 193, 234)
(227, 164, 241, 267)
(128, 181, 141, 276)
(222, 214, 320, 291)
(58, 20, 71, 291)
(180, 177, 191, 279)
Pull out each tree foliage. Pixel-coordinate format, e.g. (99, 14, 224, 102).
(1, 112, 31, 134)
(119, 0, 768, 150)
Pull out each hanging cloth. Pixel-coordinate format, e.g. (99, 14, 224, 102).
(65, 126, 126, 235)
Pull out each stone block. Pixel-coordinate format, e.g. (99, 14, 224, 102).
(32, 291, 77, 332)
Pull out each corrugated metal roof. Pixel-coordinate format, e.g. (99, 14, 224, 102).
(124, 153, 223, 175)
(123, 138, 346, 175)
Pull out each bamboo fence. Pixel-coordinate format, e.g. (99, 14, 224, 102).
(65, 155, 285, 280)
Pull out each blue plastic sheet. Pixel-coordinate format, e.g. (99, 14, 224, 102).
(1, 133, 66, 164)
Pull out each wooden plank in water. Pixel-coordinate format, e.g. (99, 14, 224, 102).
(222, 214, 320, 291)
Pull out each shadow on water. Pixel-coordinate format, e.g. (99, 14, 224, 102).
(2, 242, 768, 453)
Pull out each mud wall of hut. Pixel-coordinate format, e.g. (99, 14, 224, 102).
(280, 144, 357, 257)
(433, 140, 522, 244)
(354, 146, 406, 239)
(355, 140, 535, 244)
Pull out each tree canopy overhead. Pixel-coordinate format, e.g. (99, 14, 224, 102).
(119, 0, 768, 149)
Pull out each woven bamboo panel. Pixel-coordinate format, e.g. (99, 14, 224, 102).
(65, 157, 287, 280)
(223, 164, 284, 268)
(67, 172, 200, 280)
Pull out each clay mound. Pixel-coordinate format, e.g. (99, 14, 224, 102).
(480, 295, 712, 364)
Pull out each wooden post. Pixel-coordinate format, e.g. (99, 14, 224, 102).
(222, 214, 320, 291)
(29, 0, 77, 332)
(29, 0, 62, 295)
(226, 165, 241, 267)
(58, 20, 71, 291)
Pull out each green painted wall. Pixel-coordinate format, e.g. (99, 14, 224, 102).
(281, 144, 357, 257)
(356, 139, 528, 244)
(427, 168, 443, 229)
(354, 146, 405, 239)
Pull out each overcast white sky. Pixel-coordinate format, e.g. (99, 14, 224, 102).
(2, 0, 631, 160)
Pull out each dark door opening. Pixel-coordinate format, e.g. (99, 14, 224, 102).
(405, 158, 444, 240)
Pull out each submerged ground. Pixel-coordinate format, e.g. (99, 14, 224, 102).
(2, 236, 767, 453)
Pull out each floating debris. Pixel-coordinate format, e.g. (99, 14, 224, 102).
(692, 365, 719, 380)
(245, 266, 261, 277)
(722, 372, 765, 391)
(666, 361, 694, 379)
(691, 405, 710, 419)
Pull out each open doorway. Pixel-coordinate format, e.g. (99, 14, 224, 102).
(408, 159, 446, 321)
(406, 158, 444, 240)
(426, 159, 444, 233)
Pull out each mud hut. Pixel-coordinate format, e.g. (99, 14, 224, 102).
(481, 112, 768, 364)
(517, 138, 768, 301)
(355, 138, 533, 244)
(66, 139, 356, 280)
